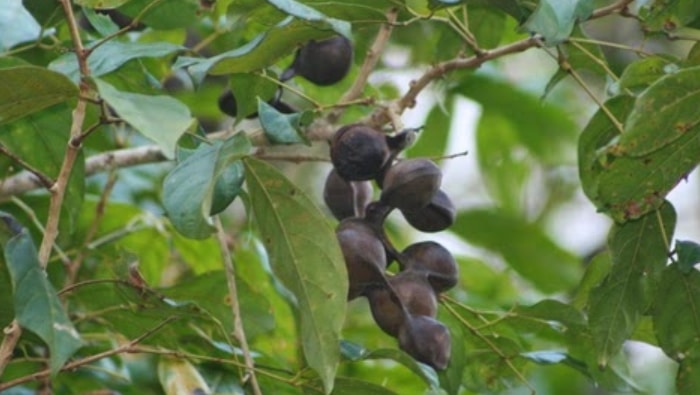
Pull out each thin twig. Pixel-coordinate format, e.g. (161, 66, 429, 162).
(0, 145, 54, 188)
(213, 218, 262, 395)
(0, 317, 177, 391)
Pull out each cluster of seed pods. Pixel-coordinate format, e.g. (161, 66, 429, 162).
(325, 124, 458, 370)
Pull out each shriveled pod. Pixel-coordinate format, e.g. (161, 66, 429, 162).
(331, 124, 391, 181)
(335, 218, 387, 300)
(401, 189, 456, 233)
(281, 36, 353, 86)
(401, 241, 458, 293)
(398, 315, 451, 370)
(380, 159, 442, 211)
(323, 169, 373, 220)
(367, 271, 437, 337)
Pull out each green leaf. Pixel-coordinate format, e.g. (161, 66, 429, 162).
(468, 6, 506, 49)
(677, 343, 700, 395)
(163, 134, 252, 239)
(258, 99, 310, 145)
(617, 56, 678, 93)
(50, 41, 183, 83)
(652, 263, 700, 360)
(0, 104, 85, 237)
(452, 208, 581, 293)
(522, 0, 594, 45)
(618, 66, 700, 157)
(363, 348, 439, 388)
(0, 66, 77, 125)
(175, 17, 346, 84)
(437, 312, 467, 395)
(676, 240, 700, 273)
(228, 72, 279, 119)
(476, 111, 532, 213)
(162, 271, 275, 339)
(0, 213, 82, 374)
(75, 0, 130, 7)
(244, 157, 347, 394)
(94, 78, 195, 159)
(578, 95, 699, 222)
(573, 250, 612, 309)
(210, 160, 245, 215)
(641, 0, 700, 32)
(81, 8, 120, 37)
(588, 202, 675, 367)
(405, 100, 451, 159)
(265, 0, 352, 38)
(578, 95, 633, 203)
(119, 0, 201, 30)
(454, 74, 577, 164)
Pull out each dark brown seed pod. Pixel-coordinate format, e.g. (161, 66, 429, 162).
(401, 189, 456, 233)
(336, 218, 387, 300)
(323, 169, 372, 221)
(401, 241, 458, 293)
(366, 286, 409, 337)
(390, 270, 438, 317)
(398, 315, 451, 370)
(281, 36, 353, 86)
(367, 271, 437, 337)
(331, 124, 391, 181)
(380, 159, 442, 211)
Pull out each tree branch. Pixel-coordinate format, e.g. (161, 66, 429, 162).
(366, 0, 638, 128)
(39, 0, 92, 268)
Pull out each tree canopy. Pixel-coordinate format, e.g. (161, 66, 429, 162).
(1, 0, 700, 394)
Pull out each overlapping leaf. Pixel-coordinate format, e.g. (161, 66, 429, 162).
(162, 134, 251, 239)
(95, 78, 195, 159)
(0, 66, 77, 125)
(522, 0, 594, 45)
(588, 202, 675, 367)
(0, 104, 85, 236)
(652, 263, 700, 360)
(618, 66, 700, 157)
(244, 157, 347, 394)
(258, 99, 311, 145)
(0, 213, 82, 374)
(579, 91, 700, 221)
(50, 41, 183, 83)
(175, 16, 349, 84)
